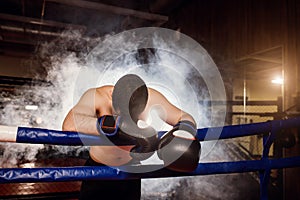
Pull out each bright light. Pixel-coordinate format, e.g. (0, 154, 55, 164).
(21, 163, 35, 168)
(271, 77, 284, 85)
(35, 117, 43, 124)
(25, 105, 38, 110)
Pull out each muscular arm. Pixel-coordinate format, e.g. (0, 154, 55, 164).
(62, 88, 99, 135)
(154, 89, 200, 173)
(149, 89, 196, 126)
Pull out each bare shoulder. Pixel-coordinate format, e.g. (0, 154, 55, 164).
(147, 87, 180, 111)
(95, 85, 114, 97)
(148, 88, 166, 102)
(148, 87, 162, 96)
(76, 85, 113, 106)
(72, 85, 113, 116)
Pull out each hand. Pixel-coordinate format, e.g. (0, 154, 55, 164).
(128, 125, 158, 161)
(157, 120, 201, 172)
(97, 115, 158, 161)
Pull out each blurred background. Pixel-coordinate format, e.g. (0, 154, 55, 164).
(0, 0, 299, 199)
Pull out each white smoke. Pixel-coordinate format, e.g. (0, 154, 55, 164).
(0, 143, 42, 168)
(0, 30, 92, 167)
(0, 28, 255, 200)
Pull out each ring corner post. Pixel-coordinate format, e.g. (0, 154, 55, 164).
(259, 166, 271, 200)
(259, 121, 277, 200)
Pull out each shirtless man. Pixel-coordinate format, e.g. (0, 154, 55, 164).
(62, 74, 200, 200)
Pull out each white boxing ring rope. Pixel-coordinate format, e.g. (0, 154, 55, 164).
(1, 117, 300, 200)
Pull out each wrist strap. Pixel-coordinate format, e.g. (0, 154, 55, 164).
(97, 115, 120, 137)
(175, 120, 197, 135)
(175, 120, 197, 132)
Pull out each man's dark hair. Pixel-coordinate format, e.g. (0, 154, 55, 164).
(112, 74, 148, 123)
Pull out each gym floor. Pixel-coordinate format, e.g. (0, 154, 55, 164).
(0, 158, 85, 199)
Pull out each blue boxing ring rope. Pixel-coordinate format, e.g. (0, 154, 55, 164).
(1, 117, 300, 200)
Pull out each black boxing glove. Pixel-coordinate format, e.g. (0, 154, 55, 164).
(128, 125, 158, 161)
(97, 115, 158, 161)
(157, 120, 201, 172)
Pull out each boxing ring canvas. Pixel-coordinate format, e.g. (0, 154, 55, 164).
(0, 117, 300, 200)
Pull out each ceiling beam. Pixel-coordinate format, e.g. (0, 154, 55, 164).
(0, 13, 86, 33)
(235, 46, 283, 63)
(248, 56, 282, 64)
(46, 0, 168, 25)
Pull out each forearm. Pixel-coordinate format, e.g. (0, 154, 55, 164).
(62, 111, 98, 135)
